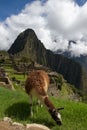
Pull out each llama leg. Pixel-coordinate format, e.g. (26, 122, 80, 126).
(37, 100, 43, 108)
(35, 99, 43, 114)
(29, 94, 33, 117)
(36, 99, 43, 114)
(35, 98, 39, 113)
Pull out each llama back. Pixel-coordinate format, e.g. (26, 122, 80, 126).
(25, 70, 50, 96)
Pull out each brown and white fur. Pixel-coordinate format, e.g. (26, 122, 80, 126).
(25, 70, 62, 125)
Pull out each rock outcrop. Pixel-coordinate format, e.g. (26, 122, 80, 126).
(0, 117, 50, 130)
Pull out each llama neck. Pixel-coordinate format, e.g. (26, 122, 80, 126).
(43, 96, 62, 125)
(43, 96, 55, 111)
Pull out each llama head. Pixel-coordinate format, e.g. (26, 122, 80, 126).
(49, 109, 62, 125)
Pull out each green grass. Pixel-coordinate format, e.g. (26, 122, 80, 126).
(0, 86, 87, 130)
(4, 66, 26, 82)
(10, 73, 27, 82)
(3, 65, 14, 72)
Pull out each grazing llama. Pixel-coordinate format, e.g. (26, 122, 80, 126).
(25, 70, 62, 125)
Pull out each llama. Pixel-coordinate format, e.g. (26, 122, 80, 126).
(25, 70, 63, 125)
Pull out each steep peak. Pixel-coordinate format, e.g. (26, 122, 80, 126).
(8, 29, 38, 55)
(22, 28, 35, 35)
(24, 28, 34, 32)
(19, 28, 38, 39)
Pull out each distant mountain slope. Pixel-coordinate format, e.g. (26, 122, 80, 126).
(55, 50, 87, 71)
(72, 55, 87, 71)
(8, 29, 87, 91)
(46, 49, 83, 89)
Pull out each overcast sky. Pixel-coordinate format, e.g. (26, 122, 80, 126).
(0, 0, 87, 57)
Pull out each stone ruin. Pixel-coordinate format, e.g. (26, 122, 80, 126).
(0, 67, 14, 90)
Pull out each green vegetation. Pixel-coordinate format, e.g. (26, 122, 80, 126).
(0, 49, 87, 130)
(0, 87, 87, 130)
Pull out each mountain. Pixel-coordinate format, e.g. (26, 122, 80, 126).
(55, 40, 87, 71)
(8, 29, 47, 65)
(8, 29, 87, 91)
(73, 55, 87, 71)
(56, 52, 87, 72)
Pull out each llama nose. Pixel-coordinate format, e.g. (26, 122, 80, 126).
(56, 120, 62, 126)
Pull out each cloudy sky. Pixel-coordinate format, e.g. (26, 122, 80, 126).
(0, 0, 87, 57)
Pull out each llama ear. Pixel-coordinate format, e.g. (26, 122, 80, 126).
(57, 107, 64, 111)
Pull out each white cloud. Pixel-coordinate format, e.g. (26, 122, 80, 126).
(0, 0, 87, 56)
(69, 40, 87, 57)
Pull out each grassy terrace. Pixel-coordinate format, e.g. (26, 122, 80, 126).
(0, 87, 87, 130)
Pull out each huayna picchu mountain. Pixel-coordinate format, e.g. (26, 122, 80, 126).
(8, 29, 47, 65)
(8, 28, 87, 91)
